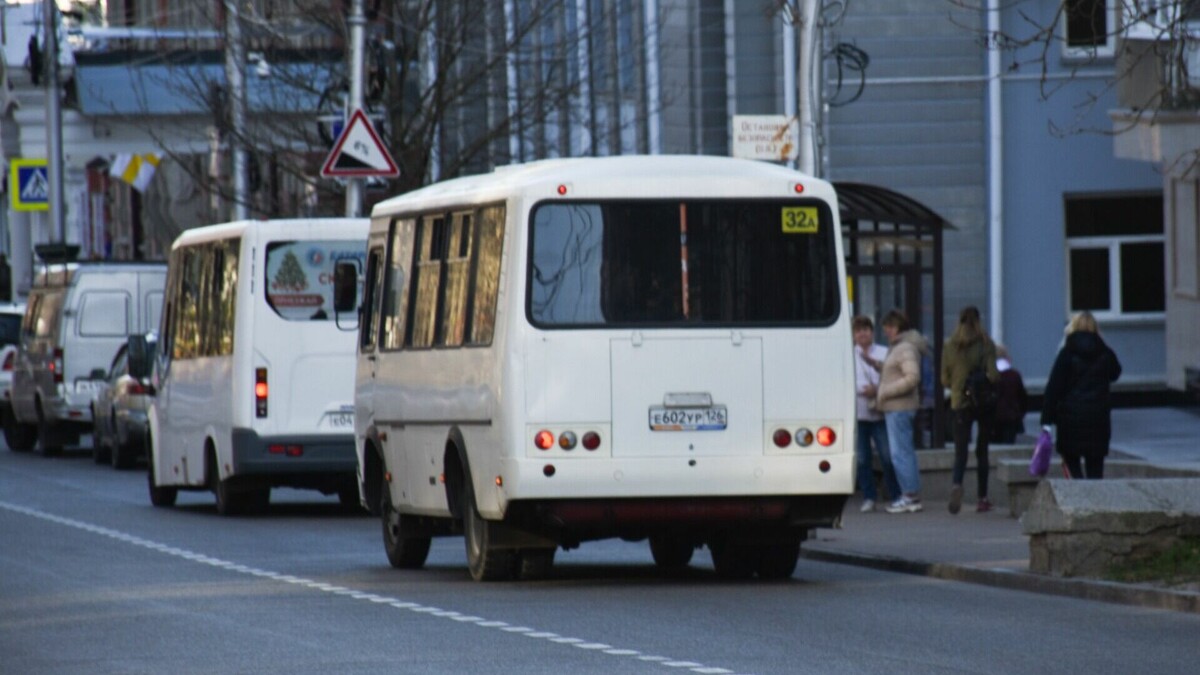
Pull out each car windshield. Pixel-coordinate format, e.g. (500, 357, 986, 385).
(529, 199, 840, 327)
(0, 314, 21, 347)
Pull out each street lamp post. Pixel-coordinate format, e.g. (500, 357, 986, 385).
(345, 0, 366, 218)
(44, 0, 65, 244)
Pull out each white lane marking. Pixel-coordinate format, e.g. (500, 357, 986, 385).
(0, 501, 747, 674)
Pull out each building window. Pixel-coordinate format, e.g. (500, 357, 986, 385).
(1065, 193, 1164, 319)
(1063, 0, 1116, 59)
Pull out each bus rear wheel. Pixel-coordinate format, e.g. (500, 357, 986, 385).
(381, 472, 431, 569)
(650, 535, 695, 571)
(461, 476, 515, 581)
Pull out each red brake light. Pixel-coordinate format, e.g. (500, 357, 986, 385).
(772, 428, 792, 448)
(817, 427, 836, 447)
(2, 352, 13, 371)
(581, 432, 601, 451)
(534, 430, 554, 450)
(255, 368, 268, 418)
(127, 382, 148, 395)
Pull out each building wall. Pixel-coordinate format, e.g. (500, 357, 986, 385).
(998, 1, 1164, 387)
(824, 0, 986, 339)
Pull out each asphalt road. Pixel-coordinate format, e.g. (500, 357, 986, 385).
(3, 444, 1199, 675)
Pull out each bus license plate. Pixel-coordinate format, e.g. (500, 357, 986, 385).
(649, 406, 727, 431)
(325, 412, 354, 429)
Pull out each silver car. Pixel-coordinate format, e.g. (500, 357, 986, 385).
(91, 334, 156, 469)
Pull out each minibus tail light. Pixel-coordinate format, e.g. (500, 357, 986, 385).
(2, 351, 14, 371)
(558, 431, 577, 450)
(582, 432, 601, 451)
(51, 348, 64, 384)
(255, 368, 268, 418)
(772, 428, 792, 448)
(817, 427, 836, 447)
(795, 428, 814, 447)
(534, 430, 554, 450)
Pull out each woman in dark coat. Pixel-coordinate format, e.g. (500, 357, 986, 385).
(1040, 311, 1122, 479)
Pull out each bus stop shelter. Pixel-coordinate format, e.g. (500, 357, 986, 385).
(836, 182, 952, 449)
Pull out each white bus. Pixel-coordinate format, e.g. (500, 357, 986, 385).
(339, 156, 854, 580)
(148, 218, 368, 515)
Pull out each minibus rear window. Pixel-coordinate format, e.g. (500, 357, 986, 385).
(529, 200, 840, 327)
(265, 240, 366, 321)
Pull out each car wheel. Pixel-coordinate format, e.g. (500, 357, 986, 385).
(381, 471, 431, 569)
(111, 414, 134, 470)
(2, 407, 37, 452)
(146, 438, 177, 508)
(650, 535, 695, 571)
(755, 539, 801, 580)
(35, 402, 62, 456)
(462, 474, 515, 581)
(516, 548, 556, 580)
(709, 540, 756, 580)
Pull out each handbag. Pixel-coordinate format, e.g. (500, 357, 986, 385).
(1029, 428, 1053, 477)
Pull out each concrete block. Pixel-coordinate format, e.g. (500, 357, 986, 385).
(1021, 478, 1200, 577)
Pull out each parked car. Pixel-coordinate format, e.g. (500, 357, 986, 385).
(8, 254, 165, 454)
(91, 333, 156, 469)
(0, 303, 27, 451)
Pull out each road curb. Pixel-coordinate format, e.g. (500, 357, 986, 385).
(800, 547, 1200, 615)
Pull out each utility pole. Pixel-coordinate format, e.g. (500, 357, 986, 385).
(345, 0, 366, 218)
(44, 0, 65, 243)
(796, 0, 819, 177)
(224, 0, 249, 221)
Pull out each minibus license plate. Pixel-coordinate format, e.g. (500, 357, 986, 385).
(649, 406, 727, 431)
(325, 412, 354, 429)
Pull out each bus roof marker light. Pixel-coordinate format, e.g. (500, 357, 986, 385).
(556, 184, 568, 196)
(793, 183, 805, 194)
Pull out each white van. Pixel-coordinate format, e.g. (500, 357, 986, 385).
(342, 156, 854, 581)
(8, 259, 166, 454)
(146, 218, 368, 515)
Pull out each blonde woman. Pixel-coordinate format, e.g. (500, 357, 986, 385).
(1040, 311, 1122, 479)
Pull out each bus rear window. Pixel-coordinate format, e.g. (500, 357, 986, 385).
(265, 240, 366, 321)
(529, 200, 839, 327)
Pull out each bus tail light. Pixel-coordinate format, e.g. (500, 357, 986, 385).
(581, 431, 601, 451)
(534, 430, 554, 450)
(268, 444, 303, 457)
(558, 431, 577, 450)
(772, 428, 792, 448)
(51, 348, 64, 384)
(794, 428, 814, 447)
(255, 368, 268, 418)
(127, 381, 149, 395)
(2, 351, 14, 371)
(817, 427, 837, 447)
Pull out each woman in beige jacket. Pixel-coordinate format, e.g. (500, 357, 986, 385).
(875, 309, 930, 513)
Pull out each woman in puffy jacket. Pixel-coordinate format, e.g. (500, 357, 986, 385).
(1040, 311, 1122, 479)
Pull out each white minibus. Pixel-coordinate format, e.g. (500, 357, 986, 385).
(148, 218, 368, 515)
(340, 156, 854, 580)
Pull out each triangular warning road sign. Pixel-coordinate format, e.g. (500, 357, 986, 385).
(321, 109, 400, 178)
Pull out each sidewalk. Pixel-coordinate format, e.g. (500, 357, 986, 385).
(801, 406, 1200, 614)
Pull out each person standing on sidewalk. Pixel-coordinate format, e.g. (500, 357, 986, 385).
(852, 315, 901, 512)
(875, 309, 929, 514)
(1041, 311, 1122, 479)
(991, 344, 1029, 444)
(941, 306, 999, 514)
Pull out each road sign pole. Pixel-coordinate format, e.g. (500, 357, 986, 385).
(44, 0, 65, 244)
(345, 0, 366, 218)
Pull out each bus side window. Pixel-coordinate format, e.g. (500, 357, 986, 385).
(381, 218, 415, 351)
(468, 205, 505, 345)
(361, 247, 383, 352)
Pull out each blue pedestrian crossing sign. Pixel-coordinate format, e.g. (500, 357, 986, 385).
(10, 159, 49, 212)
